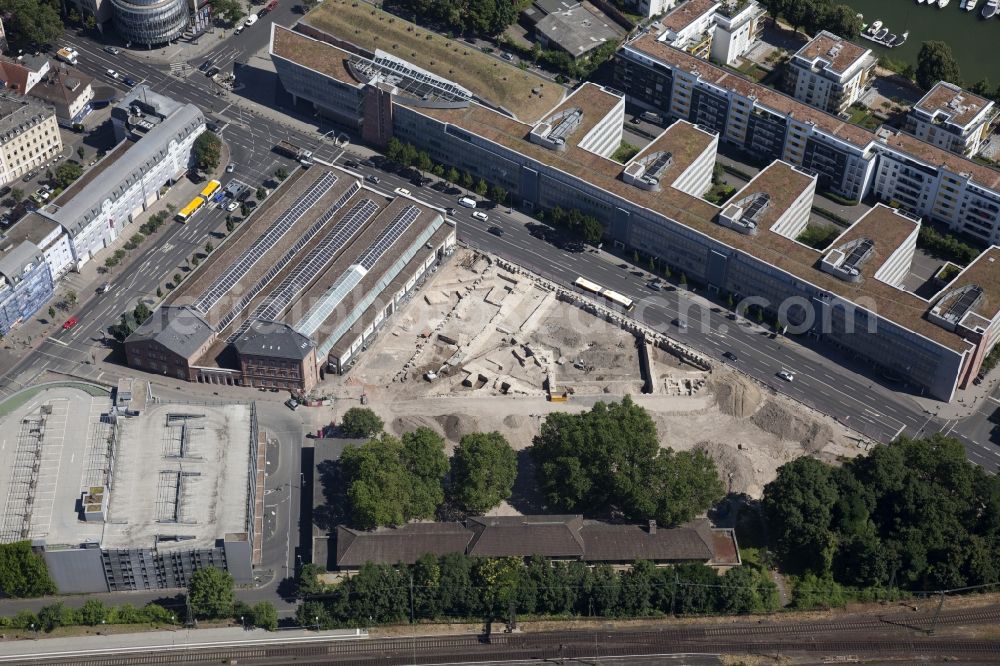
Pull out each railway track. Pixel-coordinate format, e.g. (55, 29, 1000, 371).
(22, 605, 1000, 665)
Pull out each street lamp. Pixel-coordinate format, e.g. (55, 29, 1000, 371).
(240, 615, 245, 631)
(314, 615, 320, 631)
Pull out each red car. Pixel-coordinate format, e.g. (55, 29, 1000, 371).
(62, 317, 78, 330)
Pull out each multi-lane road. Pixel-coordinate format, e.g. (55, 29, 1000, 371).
(3, 19, 999, 478)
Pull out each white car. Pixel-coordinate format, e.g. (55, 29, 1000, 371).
(472, 210, 489, 222)
(106, 68, 119, 79)
(777, 370, 794, 382)
(245, 13, 258, 26)
(226, 200, 239, 212)
(393, 187, 411, 197)
(458, 195, 477, 208)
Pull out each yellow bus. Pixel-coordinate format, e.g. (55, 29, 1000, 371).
(199, 179, 222, 201)
(176, 196, 206, 223)
(573, 276, 635, 312)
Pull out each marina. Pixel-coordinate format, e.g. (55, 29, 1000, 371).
(843, 0, 1000, 84)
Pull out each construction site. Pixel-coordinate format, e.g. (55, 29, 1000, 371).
(338, 248, 860, 500)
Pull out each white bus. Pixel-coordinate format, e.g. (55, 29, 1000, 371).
(573, 277, 635, 312)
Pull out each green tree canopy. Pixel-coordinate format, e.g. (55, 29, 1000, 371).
(0, 541, 56, 597)
(192, 132, 222, 172)
(341, 434, 414, 529)
(340, 407, 384, 439)
(0, 0, 63, 48)
(210, 0, 245, 23)
(55, 162, 83, 188)
(450, 432, 517, 514)
(916, 41, 961, 91)
(250, 601, 278, 631)
(825, 4, 862, 39)
(402, 427, 450, 518)
(187, 567, 235, 619)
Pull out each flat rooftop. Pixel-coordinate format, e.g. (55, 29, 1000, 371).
(913, 81, 995, 128)
(829, 205, 919, 281)
(2, 212, 61, 248)
(534, 2, 625, 58)
(661, 0, 719, 33)
(410, 84, 976, 353)
(936, 246, 1000, 324)
(628, 120, 717, 187)
(100, 401, 253, 551)
(300, 0, 563, 123)
(876, 127, 1000, 191)
(271, 24, 356, 86)
(734, 161, 815, 233)
(540, 83, 622, 150)
(48, 139, 133, 210)
(793, 31, 870, 75)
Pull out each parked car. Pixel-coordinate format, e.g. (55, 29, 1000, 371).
(393, 187, 411, 197)
(284, 398, 299, 410)
(62, 316, 79, 330)
(226, 163, 235, 173)
(226, 200, 239, 212)
(646, 281, 662, 291)
(343, 159, 358, 168)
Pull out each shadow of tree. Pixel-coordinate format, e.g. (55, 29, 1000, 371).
(507, 448, 545, 514)
(312, 458, 349, 532)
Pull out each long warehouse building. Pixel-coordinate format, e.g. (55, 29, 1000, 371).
(124, 163, 456, 390)
(269, 15, 999, 401)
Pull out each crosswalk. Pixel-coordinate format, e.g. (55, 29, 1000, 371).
(168, 62, 192, 75)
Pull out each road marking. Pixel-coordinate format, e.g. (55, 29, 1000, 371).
(46, 337, 69, 347)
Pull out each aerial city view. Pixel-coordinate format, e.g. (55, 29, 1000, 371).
(0, 0, 999, 663)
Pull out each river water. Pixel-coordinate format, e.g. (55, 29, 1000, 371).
(843, 0, 1000, 85)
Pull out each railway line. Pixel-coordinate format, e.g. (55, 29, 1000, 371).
(20, 605, 1000, 665)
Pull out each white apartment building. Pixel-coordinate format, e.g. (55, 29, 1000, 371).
(0, 95, 61, 186)
(904, 81, 997, 158)
(709, 0, 765, 65)
(785, 31, 875, 116)
(653, 0, 763, 65)
(41, 90, 204, 268)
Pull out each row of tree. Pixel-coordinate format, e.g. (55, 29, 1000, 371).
(391, 0, 524, 38)
(540, 206, 605, 245)
(762, 435, 1000, 591)
(297, 555, 778, 628)
(531, 397, 725, 528)
(916, 225, 981, 266)
(0, 0, 63, 50)
(757, 0, 862, 39)
(337, 415, 517, 529)
(383, 138, 509, 205)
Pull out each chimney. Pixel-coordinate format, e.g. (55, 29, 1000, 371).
(648, 519, 656, 535)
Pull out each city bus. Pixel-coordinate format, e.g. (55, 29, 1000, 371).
(199, 179, 222, 201)
(176, 196, 206, 223)
(573, 276, 635, 312)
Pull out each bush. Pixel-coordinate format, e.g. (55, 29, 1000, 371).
(0, 542, 56, 598)
(796, 224, 840, 250)
(917, 226, 980, 265)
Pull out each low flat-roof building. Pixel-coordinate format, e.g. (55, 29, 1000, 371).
(785, 31, 875, 116)
(335, 516, 740, 570)
(904, 81, 997, 158)
(529, 1, 626, 60)
(0, 387, 262, 593)
(124, 163, 457, 390)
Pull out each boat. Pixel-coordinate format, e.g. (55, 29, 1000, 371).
(917, 0, 926, 4)
(983, 0, 997, 17)
(937, 0, 949, 8)
(868, 19, 883, 33)
(874, 27, 889, 39)
(966, 0, 978, 10)
(893, 30, 909, 46)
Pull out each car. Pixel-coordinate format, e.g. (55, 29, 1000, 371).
(502, 52, 515, 61)
(199, 60, 212, 72)
(97, 283, 111, 294)
(62, 317, 78, 330)
(673, 318, 687, 330)
(36, 189, 50, 201)
(89, 159, 97, 167)
(206, 66, 220, 77)
(488, 225, 503, 236)
(646, 281, 663, 291)
(445, 207, 456, 216)
(458, 195, 477, 208)
(104, 46, 121, 55)
(617, 263, 629, 269)
(343, 159, 358, 168)
(284, 399, 299, 411)
(393, 187, 411, 197)
(235, 26, 244, 35)
(245, 13, 258, 25)
(21, 171, 35, 182)
(472, 210, 489, 222)
(105, 68, 119, 79)
(777, 370, 794, 382)
(361, 158, 376, 168)
(258, 8, 269, 17)
(226, 200, 239, 212)
(124, 77, 137, 87)
(365, 174, 380, 184)
(722, 351, 738, 362)
(226, 163, 235, 173)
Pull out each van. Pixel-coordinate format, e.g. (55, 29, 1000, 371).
(245, 13, 258, 26)
(641, 111, 663, 124)
(458, 196, 477, 209)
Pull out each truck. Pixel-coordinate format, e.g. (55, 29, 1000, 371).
(274, 140, 313, 166)
(56, 47, 79, 66)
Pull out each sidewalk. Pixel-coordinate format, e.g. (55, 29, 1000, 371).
(0, 626, 365, 662)
(117, 27, 233, 67)
(911, 365, 1000, 420)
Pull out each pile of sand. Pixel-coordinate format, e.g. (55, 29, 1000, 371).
(750, 400, 833, 453)
(711, 373, 763, 419)
(693, 440, 755, 495)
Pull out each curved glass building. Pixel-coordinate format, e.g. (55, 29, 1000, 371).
(111, 0, 189, 47)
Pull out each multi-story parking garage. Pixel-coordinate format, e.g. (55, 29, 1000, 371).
(269, 15, 999, 401)
(124, 163, 457, 390)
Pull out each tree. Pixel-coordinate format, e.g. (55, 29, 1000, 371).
(451, 432, 517, 514)
(188, 567, 235, 619)
(226, 216, 236, 233)
(66, 290, 77, 307)
(784, 0, 813, 33)
(133, 301, 152, 326)
(211, 0, 245, 23)
(47, 306, 55, 320)
(250, 601, 278, 631)
(416, 151, 433, 175)
(445, 167, 460, 184)
(274, 167, 289, 182)
(205, 242, 214, 254)
(492, 185, 508, 207)
(401, 427, 449, 518)
(474, 178, 489, 197)
(84, 13, 96, 30)
(0, 0, 63, 49)
(341, 434, 413, 528)
(156, 287, 163, 298)
(648, 449, 724, 527)
(825, 4, 862, 39)
(240, 202, 250, 217)
(55, 162, 83, 188)
(761, 457, 840, 575)
(0, 541, 56, 597)
(256, 186, 267, 201)
(79, 599, 109, 626)
(192, 131, 222, 172)
(916, 41, 961, 91)
(76, 147, 85, 160)
(172, 273, 182, 286)
(10, 187, 23, 203)
(340, 407, 384, 438)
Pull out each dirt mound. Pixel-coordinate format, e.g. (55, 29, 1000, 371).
(435, 413, 482, 442)
(390, 415, 445, 438)
(711, 373, 763, 418)
(503, 414, 525, 429)
(693, 440, 756, 496)
(750, 400, 832, 452)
